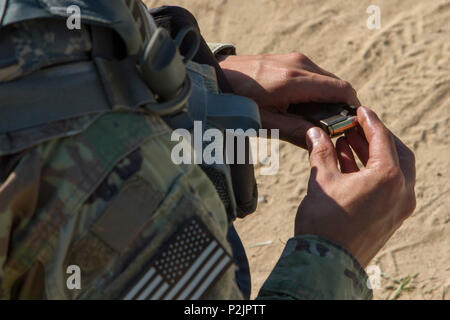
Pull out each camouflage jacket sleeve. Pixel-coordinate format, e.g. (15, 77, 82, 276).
(256, 235, 373, 300)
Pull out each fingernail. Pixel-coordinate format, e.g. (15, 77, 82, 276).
(358, 106, 379, 125)
(358, 106, 373, 119)
(306, 127, 322, 148)
(358, 106, 368, 114)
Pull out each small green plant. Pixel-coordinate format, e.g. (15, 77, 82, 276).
(382, 273, 419, 300)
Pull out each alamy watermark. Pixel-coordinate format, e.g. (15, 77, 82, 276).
(366, 265, 382, 290)
(65, 263, 382, 292)
(66, 5, 81, 30)
(62, 3, 383, 33)
(171, 121, 280, 175)
(367, 5, 382, 30)
(66, 265, 81, 290)
(48, 5, 81, 30)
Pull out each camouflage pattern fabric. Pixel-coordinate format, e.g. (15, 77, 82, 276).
(0, 18, 101, 157)
(0, 111, 243, 299)
(0, 9, 372, 300)
(0, 19, 91, 83)
(257, 236, 373, 299)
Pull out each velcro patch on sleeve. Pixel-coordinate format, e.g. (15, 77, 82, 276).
(122, 216, 232, 300)
(91, 176, 163, 253)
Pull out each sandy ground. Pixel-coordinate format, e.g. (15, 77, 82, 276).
(146, 0, 450, 300)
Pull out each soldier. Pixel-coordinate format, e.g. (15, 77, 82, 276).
(0, 1, 415, 300)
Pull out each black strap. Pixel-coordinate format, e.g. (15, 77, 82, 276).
(90, 25, 115, 60)
(0, 27, 17, 69)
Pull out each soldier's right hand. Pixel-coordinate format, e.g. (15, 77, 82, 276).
(294, 106, 416, 267)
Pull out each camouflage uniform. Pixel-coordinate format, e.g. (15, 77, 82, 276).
(0, 3, 372, 300)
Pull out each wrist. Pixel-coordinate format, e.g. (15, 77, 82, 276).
(218, 54, 241, 70)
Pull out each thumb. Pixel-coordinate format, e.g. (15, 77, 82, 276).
(306, 127, 339, 175)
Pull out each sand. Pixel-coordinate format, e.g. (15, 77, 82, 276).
(146, 0, 450, 300)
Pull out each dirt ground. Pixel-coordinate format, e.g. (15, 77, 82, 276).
(147, 0, 450, 300)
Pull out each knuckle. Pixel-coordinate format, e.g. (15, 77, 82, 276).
(336, 80, 357, 99)
(379, 165, 403, 187)
(340, 80, 356, 94)
(311, 145, 332, 159)
(285, 68, 301, 79)
(289, 52, 309, 63)
(337, 79, 350, 89)
(310, 146, 336, 169)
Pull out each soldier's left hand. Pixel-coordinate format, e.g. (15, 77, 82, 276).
(219, 53, 360, 149)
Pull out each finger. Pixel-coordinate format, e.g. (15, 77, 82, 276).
(306, 127, 340, 176)
(345, 128, 369, 166)
(294, 59, 362, 107)
(352, 95, 362, 107)
(301, 69, 361, 106)
(260, 108, 314, 149)
(300, 60, 341, 80)
(313, 66, 340, 80)
(390, 132, 416, 189)
(286, 52, 342, 80)
(357, 107, 399, 169)
(336, 136, 360, 173)
(287, 73, 358, 106)
(301, 65, 339, 79)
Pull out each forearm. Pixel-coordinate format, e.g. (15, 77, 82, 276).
(256, 235, 373, 300)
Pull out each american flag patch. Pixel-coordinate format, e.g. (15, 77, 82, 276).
(122, 217, 232, 300)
